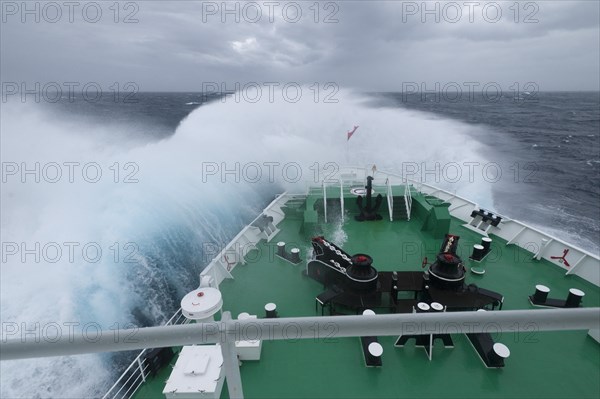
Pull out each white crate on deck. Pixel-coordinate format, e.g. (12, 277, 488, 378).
(235, 313, 263, 361)
(163, 345, 224, 399)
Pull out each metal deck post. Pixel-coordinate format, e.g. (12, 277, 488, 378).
(220, 312, 244, 399)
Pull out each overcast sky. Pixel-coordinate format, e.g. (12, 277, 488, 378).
(1, 1, 599, 92)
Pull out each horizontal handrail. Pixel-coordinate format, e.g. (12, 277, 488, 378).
(3, 308, 598, 361)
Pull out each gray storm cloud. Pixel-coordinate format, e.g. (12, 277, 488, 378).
(1, 1, 599, 92)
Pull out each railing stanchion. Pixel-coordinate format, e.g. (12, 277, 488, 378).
(386, 178, 393, 222)
(340, 178, 344, 223)
(137, 357, 146, 383)
(323, 179, 327, 223)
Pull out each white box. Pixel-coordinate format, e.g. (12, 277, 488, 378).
(163, 345, 224, 399)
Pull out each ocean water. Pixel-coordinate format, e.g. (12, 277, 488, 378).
(373, 91, 600, 252)
(1, 89, 598, 397)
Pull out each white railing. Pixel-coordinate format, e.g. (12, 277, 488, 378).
(406, 178, 599, 285)
(102, 308, 190, 399)
(385, 178, 393, 221)
(339, 178, 345, 222)
(404, 179, 412, 221)
(323, 180, 327, 223)
(200, 193, 292, 287)
(491, 218, 600, 285)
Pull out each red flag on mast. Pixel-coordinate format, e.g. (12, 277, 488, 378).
(347, 125, 359, 141)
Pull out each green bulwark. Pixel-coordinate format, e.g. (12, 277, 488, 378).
(421, 202, 450, 239)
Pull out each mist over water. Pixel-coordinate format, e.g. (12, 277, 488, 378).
(1, 89, 593, 397)
(375, 91, 600, 254)
(0, 101, 264, 397)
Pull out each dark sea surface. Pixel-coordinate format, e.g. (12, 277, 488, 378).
(372, 91, 600, 253)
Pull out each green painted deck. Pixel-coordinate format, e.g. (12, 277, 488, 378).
(133, 190, 600, 399)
